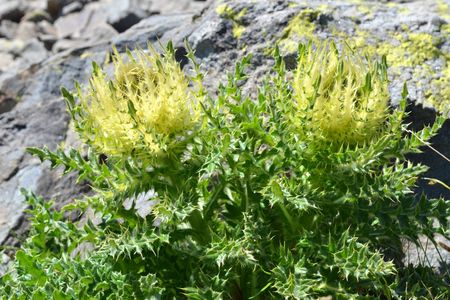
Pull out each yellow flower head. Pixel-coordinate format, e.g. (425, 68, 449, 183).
(75, 44, 201, 160)
(293, 41, 389, 144)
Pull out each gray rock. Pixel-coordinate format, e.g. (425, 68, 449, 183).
(0, 92, 17, 114)
(0, 1, 26, 23)
(53, 1, 122, 52)
(37, 19, 56, 36)
(47, 0, 88, 17)
(54, 0, 156, 40)
(0, 53, 95, 245)
(188, 13, 226, 58)
(53, 6, 92, 39)
(0, 0, 53, 23)
(16, 21, 39, 40)
(105, 0, 154, 33)
(80, 22, 117, 42)
(25, 0, 48, 12)
(0, 38, 48, 72)
(151, 0, 208, 14)
(0, 163, 43, 243)
(14, 19, 56, 42)
(0, 20, 19, 39)
(403, 232, 450, 274)
(0, 53, 14, 73)
(0, 17, 53, 72)
(61, 1, 84, 15)
(52, 38, 85, 52)
(20, 39, 48, 64)
(36, 20, 58, 49)
(112, 13, 195, 51)
(53, 23, 117, 52)
(39, 34, 57, 50)
(0, 38, 26, 55)
(22, 9, 52, 23)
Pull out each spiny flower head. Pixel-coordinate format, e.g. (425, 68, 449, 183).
(74, 43, 201, 160)
(293, 41, 389, 144)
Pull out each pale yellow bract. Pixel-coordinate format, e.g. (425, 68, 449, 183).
(293, 42, 389, 144)
(76, 45, 200, 160)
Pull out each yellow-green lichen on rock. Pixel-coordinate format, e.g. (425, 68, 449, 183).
(374, 31, 448, 111)
(358, 30, 448, 111)
(278, 8, 320, 52)
(376, 32, 440, 68)
(356, 3, 374, 19)
(385, 2, 410, 15)
(436, 0, 449, 16)
(216, 3, 248, 39)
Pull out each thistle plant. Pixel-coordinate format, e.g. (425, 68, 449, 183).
(65, 43, 201, 162)
(293, 42, 389, 144)
(0, 41, 449, 299)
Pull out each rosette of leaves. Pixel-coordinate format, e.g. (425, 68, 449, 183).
(293, 41, 389, 144)
(0, 41, 449, 299)
(64, 43, 201, 162)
